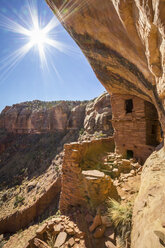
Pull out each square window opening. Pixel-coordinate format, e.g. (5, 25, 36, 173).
(125, 99, 133, 113)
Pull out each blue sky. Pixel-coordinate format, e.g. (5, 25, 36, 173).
(0, 0, 105, 112)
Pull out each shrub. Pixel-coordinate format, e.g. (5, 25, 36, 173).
(14, 195, 25, 208)
(107, 198, 133, 247)
(46, 231, 55, 248)
(94, 131, 106, 139)
(55, 210, 61, 217)
(79, 128, 84, 135)
(0, 242, 5, 248)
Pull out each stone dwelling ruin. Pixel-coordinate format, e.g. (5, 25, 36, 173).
(60, 137, 118, 213)
(59, 93, 162, 213)
(111, 94, 162, 163)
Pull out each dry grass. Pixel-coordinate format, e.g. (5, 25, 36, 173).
(107, 198, 133, 247)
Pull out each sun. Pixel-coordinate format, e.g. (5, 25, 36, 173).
(0, 0, 79, 81)
(0, 0, 65, 73)
(29, 28, 48, 46)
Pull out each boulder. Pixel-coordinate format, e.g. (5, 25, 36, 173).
(54, 232, 67, 248)
(84, 93, 113, 136)
(36, 223, 47, 235)
(53, 223, 63, 234)
(68, 237, 75, 247)
(132, 148, 165, 248)
(33, 238, 50, 248)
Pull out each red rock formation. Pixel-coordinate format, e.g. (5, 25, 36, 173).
(84, 92, 113, 135)
(0, 93, 114, 235)
(0, 93, 112, 136)
(44, 1, 165, 247)
(131, 147, 165, 248)
(46, 0, 165, 132)
(0, 101, 86, 134)
(0, 177, 61, 234)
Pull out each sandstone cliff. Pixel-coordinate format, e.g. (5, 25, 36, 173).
(45, 1, 165, 247)
(0, 93, 113, 235)
(0, 100, 86, 133)
(0, 93, 112, 136)
(46, 0, 165, 132)
(0, 93, 112, 185)
(132, 147, 165, 248)
(84, 92, 113, 135)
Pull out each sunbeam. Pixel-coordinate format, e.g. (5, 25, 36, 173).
(46, 0, 88, 26)
(0, 0, 81, 82)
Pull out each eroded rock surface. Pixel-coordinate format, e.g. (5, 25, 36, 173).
(0, 93, 113, 235)
(0, 93, 112, 137)
(46, 0, 165, 131)
(0, 100, 86, 134)
(84, 92, 113, 135)
(132, 147, 165, 248)
(45, 1, 165, 247)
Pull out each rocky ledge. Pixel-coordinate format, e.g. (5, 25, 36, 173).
(46, 0, 165, 132)
(0, 92, 113, 136)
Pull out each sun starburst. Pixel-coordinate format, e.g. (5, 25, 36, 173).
(0, 0, 80, 82)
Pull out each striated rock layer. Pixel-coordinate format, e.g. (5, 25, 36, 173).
(46, 0, 165, 132)
(45, 1, 165, 247)
(0, 93, 114, 234)
(0, 177, 61, 234)
(0, 93, 112, 136)
(0, 100, 86, 134)
(132, 147, 165, 248)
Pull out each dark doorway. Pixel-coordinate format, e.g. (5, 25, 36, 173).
(127, 150, 134, 159)
(145, 101, 161, 146)
(125, 99, 133, 114)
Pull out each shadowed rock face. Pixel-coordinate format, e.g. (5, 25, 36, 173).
(132, 147, 165, 248)
(0, 94, 112, 135)
(84, 93, 113, 135)
(0, 100, 86, 133)
(46, 0, 165, 132)
(45, 1, 165, 247)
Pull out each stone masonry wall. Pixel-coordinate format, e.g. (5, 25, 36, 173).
(59, 137, 118, 213)
(110, 94, 161, 163)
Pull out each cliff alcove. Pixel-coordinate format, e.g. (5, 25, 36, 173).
(1, 0, 165, 247)
(44, 1, 165, 247)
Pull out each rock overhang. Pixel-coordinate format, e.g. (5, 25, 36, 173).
(45, 0, 165, 133)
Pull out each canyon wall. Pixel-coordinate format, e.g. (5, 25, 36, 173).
(46, 0, 165, 132)
(0, 100, 86, 134)
(0, 93, 113, 189)
(0, 177, 61, 234)
(0, 93, 113, 235)
(45, 1, 165, 247)
(0, 93, 112, 136)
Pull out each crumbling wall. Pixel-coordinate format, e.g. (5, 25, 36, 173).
(110, 94, 160, 163)
(59, 137, 118, 212)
